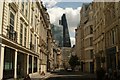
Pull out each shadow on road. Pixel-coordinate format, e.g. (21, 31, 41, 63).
(46, 70, 96, 80)
(46, 76, 96, 80)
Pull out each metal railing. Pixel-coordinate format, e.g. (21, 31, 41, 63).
(7, 26, 17, 42)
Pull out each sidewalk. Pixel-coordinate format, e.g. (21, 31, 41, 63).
(30, 72, 52, 80)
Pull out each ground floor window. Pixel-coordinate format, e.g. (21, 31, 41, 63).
(29, 55, 32, 73)
(107, 53, 116, 70)
(3, 47, 15, 79)
(17, 52, 27, 78)
(34, 57, 37, 72)
(118, 55, 120, 69)
(90, 62, 94, 73)
(106, 47, 116, 70)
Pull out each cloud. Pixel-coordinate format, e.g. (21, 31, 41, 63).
(41, 0, 93, 3)
(47, 7, 81, 46)
(42, 0, 81, 46)
(47, 7, 65, 25)
(60, 0, 93, 2)
(41, 0, 59, 8)
(65, 7, 81, 28)
(47, 7, 81, 27)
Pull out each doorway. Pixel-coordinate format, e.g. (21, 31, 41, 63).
(17, 52, 27, 78)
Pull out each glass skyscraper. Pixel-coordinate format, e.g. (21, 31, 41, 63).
(51, 24, 63, 47)
(61, 14, 71, 47)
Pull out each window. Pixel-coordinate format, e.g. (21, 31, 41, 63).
(31, 10, 33, 25)
(90, 26, 93, 34)
(90, 50, 93, 59)
(10, 11, 15, 32)
(20, 23, 23, 45)
(34, 57, 37, 72)
(30, 34, 32, 44)
(21, 1, 24, 13)
(37, 38, 39, 52)
(111, 3, 115, 19)
(25, 9, 27, 17)
(21, 0, 29, 18)
(30, 33, 33, 50)
(35, 8, 38, 15)
(25, 1, 28, 17)
(29, 55, 32, 73)
(9, 11, 16, 40)
(35, 17, 37, 30)
(90, 37, 93, 46)
(108, 32, 110, 46)
(112, 29, 115, 45)
(34, 36, 36, 51)
(4, 47, 15, 79)
(24, 27, 27, 47)
(4, 48, 15, 70)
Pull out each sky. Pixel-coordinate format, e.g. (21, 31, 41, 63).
(41, 0, 93, 47)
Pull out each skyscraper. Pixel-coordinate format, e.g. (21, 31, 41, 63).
(61, 14, 71, 47)
(51, 24, 63, 47)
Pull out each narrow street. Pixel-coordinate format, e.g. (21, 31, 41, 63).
(1, 0, 120, 80)
(45, 70, 96, 80)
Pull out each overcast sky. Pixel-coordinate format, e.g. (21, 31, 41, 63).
(41, 0, 93, 47)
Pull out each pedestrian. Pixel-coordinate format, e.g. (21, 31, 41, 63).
(104, 71, 109, 80)
(41, 71, 45, 76)
(24, 74, 31, 80)
(96, 67, 105, 80)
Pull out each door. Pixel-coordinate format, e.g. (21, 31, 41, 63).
(17, 52, 27, 78)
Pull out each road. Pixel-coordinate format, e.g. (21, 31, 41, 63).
(45, 70, 96, 80)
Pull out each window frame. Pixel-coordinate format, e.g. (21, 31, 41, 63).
(9, 9, 16, 32)
(24, 27, 27, 47)
(20, 22, 23, 45)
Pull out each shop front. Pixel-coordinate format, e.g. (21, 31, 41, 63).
(106, 47, 116, 70)
(3, 47, 15, 79)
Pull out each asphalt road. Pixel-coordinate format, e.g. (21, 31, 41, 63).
(45, 70, 96, 80)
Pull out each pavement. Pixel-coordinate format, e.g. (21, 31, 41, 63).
(30, 72, 53, 80)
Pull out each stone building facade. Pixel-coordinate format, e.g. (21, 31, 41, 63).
(103, 2, 120, 70)
(47, 28, 53, 72)
(0, 0, 51, 79)
(75, 28, 81, 60)
(83, 3, 94, 73)
(56, 48, 62, 69)
(76, 3, 94, 73)
(62, 47, 71, 69)
(93, 2, 120, 71)
(75, 3, 88, 72)
(77, 2, 120, 72)
(93, 2, 106, 71)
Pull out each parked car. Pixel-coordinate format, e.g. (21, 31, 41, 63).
(66, 68, 72, 72)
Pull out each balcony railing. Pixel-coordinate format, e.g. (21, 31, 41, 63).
(7, 27, 17, 42)
(30, 42, 35, 51)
